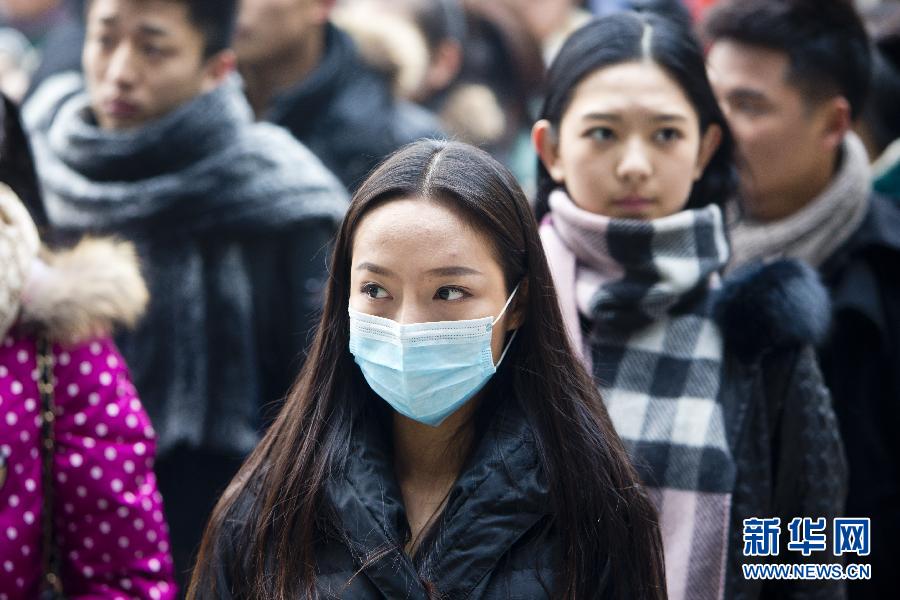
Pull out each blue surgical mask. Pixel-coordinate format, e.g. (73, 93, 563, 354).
(348, 284, 520, 426)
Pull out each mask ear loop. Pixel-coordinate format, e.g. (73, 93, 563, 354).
(493, 282, 523, 368)
(492, 282, 522, 326)
(494, 329, 519, 368)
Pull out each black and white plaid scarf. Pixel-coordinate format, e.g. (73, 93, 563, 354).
(540, 190, 735, 600)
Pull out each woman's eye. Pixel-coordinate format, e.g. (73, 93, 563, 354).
(362, 284, 389, 299)
(654, 128, 682, 143)
(436, 287, 467, 301)
(586, 127, 615, 142)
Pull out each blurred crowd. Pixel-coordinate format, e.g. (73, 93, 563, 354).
(4, 1, 900, 193)
(0, 0, 898, 599)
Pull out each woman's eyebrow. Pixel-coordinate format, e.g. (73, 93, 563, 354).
(356, 263, 483, 277)
(582, 112, 689, 122)
(426, 266, 483, 277)
(652, 114, 689, 122)
(356, 262, 394, 276)
(582, 112, 621, 121)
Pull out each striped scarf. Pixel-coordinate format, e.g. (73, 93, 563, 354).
(540, 190, 735, 600)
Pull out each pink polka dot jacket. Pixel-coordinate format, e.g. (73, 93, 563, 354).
(0, 334, 176, 600)
(0, 234, 174, 600)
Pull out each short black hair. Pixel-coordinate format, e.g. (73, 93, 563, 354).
(86, 0, 238, 58)
(703, 0, 871, 119)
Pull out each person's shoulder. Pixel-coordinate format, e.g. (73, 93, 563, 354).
(713, 259, 830, 363)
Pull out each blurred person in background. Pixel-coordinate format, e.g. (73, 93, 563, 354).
(335, 0, 466, 119)
(451, 0, 544, 190)
(534, 12, 845, 599)
(0, 0, 86, 101)
(235, 0, 441, 192)
(502, 0, 591, 64)
(857, 4, 900, 199)
(705, 1, 900, 597)
(337, 0, 544, 193)
(1, 96, 175, 597)
(0, 0, 68, 47)
(22, 0, 348, 591)
(350, 0, 466, 107)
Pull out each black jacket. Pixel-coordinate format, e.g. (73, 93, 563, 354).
(818, 193, 900, 600)
(713, 260, 847, 600)
(200, 404, 565, 599)
(263, 24, 442, 192)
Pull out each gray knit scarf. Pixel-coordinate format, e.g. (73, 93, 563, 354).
(540, 190, 735, 600)
(24, 73, 346, 235)
(23, 73, 348, 456)
(728, 132, 871, 269)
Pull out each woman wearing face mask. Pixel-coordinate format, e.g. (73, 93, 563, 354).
(533, 13, 846, 600)
(188, 140, 666, 599)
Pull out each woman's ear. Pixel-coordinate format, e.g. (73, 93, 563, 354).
(694, 123, 723, 181)
(507, 280, 529, 331)
(532, 120, 566, 184)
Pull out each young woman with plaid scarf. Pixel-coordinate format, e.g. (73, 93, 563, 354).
(533, 12, 846, 600)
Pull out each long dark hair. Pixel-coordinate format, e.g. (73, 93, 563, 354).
(0, 94, 47, 229)
(535, 11, 737, 219)
(189, 140, 666, 599)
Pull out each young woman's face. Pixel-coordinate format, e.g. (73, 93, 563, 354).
(535, 61, 721, 219)
(349, 197, 521, 364)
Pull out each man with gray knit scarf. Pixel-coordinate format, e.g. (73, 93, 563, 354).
(22, 0, 348, 591)
(705, 1, 900, 598)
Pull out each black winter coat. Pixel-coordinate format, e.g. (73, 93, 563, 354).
(713, 260, 847, 600)
(199, 405, 569, 599)
(818, 193, 900, 600)
(264, 24, 443, 192)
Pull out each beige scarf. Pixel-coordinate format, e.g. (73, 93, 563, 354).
(0, 183, 39, 339)
(728, 132, 871, 269)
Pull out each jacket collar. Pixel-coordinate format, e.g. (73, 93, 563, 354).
(326, 399, 551, 597)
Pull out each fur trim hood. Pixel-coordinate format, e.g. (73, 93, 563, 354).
(713, 258, 831, 362)
(17, 238, 149, 344)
